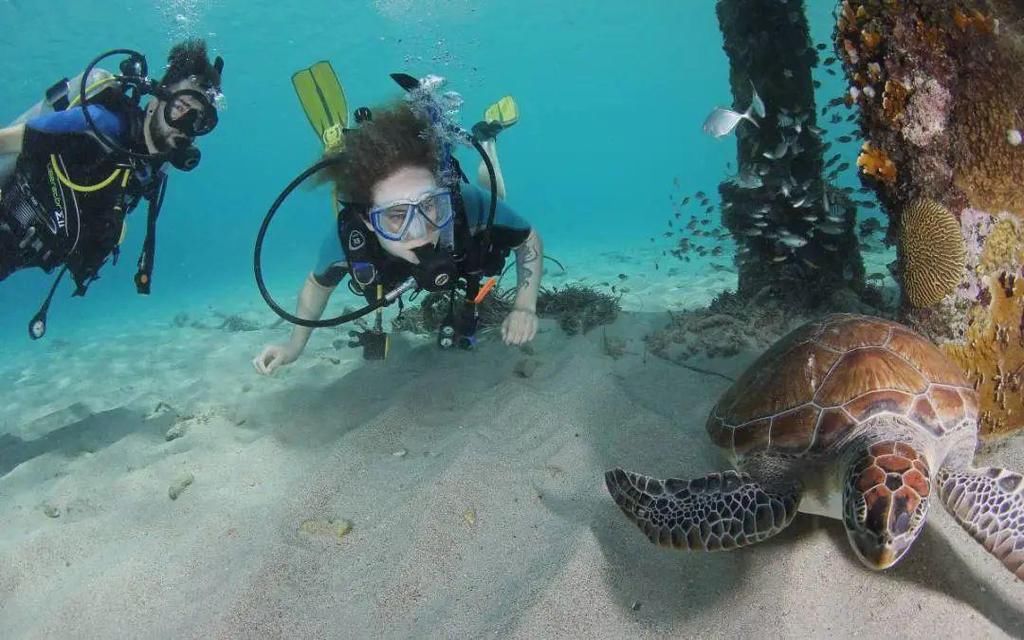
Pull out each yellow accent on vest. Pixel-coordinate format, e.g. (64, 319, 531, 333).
(50, 155, 122, 192)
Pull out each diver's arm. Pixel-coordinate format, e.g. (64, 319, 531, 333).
(0, 124, 25, 155)
(285, 272, 335, 353)
(253, 273, 334, 375)
(511, 229, 542, 311)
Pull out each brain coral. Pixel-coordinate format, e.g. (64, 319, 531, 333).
(898, 199, 966, 307)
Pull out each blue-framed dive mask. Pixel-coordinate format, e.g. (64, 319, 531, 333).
(367, 187, 454, 242)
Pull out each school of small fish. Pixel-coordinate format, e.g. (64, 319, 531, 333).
(681, 34, 887, 268)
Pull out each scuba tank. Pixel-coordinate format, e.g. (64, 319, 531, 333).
(0, 68, 117, 185)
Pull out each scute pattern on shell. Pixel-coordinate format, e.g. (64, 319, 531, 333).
(898, 199, 967, 308)
(707, 314, 978, 459)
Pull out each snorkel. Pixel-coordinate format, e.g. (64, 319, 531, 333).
(253, 71, 501, 331)
(78, 49, 225, 171)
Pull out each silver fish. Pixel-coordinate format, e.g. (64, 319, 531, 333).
(750, 80, 766, 118)
(703, 107, 758, 138)
(763, 141, 789, 160)
(818, 223, 843, 235)
(780, 235, 808, 248)
(802, 215, 819, 222)
(702, 83, 764, 138)
(741, 228, 763, 236)
(729, 170, 763, 189)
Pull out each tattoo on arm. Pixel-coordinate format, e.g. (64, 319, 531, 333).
(515, 242, 540, 295)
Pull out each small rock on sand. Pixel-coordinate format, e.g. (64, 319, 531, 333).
(298, 518, 354, 545)
(165, 423, 187, 441)
(168, 472, 195, 500)
(514, 358, 539, 378)
(42, 503, 61, 518)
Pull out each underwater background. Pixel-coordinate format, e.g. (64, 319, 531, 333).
(0, 0, 870, 347)
(6, 2, 1024, 637)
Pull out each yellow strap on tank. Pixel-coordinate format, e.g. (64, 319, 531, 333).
(50, 155, 122, 192)
(67, 77, 118, 109)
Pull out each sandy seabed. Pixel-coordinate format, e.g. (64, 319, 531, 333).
(1, 243, 1021, 639)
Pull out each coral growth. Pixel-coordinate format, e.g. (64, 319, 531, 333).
(950, 59, 1024, 216)
(856, 143, 897, 184)
(837, 0, 1024, 217)
(645, 288, 891, 366)
(835, 0, 1024, 436)
(901, 76, 951, 147)
(898, 199, 966, 307)
(536, 284, 620, 335)
(943, 271, 1024, 439)
(979, 217, 1024, 274)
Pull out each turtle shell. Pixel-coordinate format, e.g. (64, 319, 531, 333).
(706, 313, 978, 458)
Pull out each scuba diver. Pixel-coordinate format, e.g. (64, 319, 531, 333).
(0, 39, 225, 339)
(252, 63, 541, 375)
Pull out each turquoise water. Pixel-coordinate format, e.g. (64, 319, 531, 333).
(0, 0, 859, 347)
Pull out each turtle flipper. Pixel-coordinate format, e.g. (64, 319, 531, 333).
(604, 468, 801, 551)
(938, 467, 1024, 579)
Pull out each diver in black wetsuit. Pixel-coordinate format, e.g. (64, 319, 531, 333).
(252, 100, 544, 374)
(0, 39, 225, 338)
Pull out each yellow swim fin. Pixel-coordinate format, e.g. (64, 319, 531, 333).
(292, 60, 348, 152)
(484, 95, 518, 128)
(473, 95, 518, 141)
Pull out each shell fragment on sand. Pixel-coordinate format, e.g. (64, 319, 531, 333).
(168, 472, 195, 500)
(298, 518, 354, 544)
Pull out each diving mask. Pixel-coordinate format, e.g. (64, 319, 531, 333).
(368, 187, 454, 242)
(156, 79, 223, 137)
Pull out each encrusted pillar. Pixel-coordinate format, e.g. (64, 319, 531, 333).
(715, 0, 867, 307)
(836, 0, 1024, 438)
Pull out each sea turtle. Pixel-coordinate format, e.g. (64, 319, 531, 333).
(606, 313, 1024, 578)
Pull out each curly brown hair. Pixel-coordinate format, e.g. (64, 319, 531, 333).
(319, 101, 441, 206)
(159, 38, 221, 89)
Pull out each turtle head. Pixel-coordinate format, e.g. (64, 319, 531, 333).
(842, 441, 932, 570)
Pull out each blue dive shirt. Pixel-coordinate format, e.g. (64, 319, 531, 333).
(27, 105, 127, 139)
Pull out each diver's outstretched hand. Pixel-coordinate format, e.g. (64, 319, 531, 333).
(252, 344, 300, 375)
(502, 309, 537, 346)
